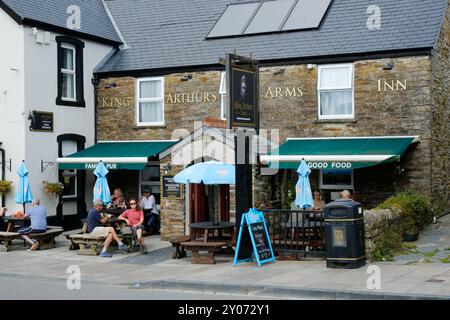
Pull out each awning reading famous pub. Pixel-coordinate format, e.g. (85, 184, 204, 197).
(57, 141, 176, 170)
(260, 136, 420, 170)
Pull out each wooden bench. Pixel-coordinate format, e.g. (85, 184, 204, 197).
(180, 241, 226, 264)
(68, 233, 108, 255)
(169, 235, 191, 259)
(29, 226, 64, 250)
(63, 228, 85, 250)
(68, 223, 134, 255)
(0, 232, 20, 252)
(0, 226, 64, 251)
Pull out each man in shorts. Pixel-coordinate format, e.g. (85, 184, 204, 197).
(87, 199, 129, 257)
(18, 199, 47, 251)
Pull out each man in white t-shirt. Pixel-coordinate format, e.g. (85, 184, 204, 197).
(140, 189, 160, 234)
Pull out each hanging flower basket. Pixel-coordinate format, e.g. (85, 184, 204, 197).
(0, 180, 13, 195)
(43, 181, 64, 196)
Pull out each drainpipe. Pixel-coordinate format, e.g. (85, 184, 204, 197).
(92, 74, 100, 144)
(0, 143, 6, 207)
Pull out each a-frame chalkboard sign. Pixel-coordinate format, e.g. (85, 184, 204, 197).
(234, 208, 276, 267)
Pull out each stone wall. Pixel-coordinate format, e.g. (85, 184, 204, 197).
(159, 156, 185, 241)
(97, 71, 222, 142)
(259, 56, 433, 207)
(430, 2, 450, 213)
(97, 54, 442, 236)
(364, 208, 403, 261)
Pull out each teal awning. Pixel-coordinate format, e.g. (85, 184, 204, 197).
(57, 141, 176, 170)
(260, 136, 419, 170)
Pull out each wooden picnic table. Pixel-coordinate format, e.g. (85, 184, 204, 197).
(2, 216, 30, 232)
(189, 221, 236, 244)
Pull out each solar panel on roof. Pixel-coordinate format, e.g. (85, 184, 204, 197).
(207, 2, 260, 38)
(244, 0, 296, 35)
(282, 0, 332, 31)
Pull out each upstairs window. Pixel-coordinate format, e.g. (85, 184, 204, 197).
(318, 64, 354, 119)
(61, 44, 76, 101)
(56, 36, 85, 107)
(136, 77, 165, 126)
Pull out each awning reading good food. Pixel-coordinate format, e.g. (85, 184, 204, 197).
(57, 141, 177, 170)
(260, 136, 420, 170)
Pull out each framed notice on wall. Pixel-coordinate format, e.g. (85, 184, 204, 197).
(29, 111, 53, 132)
(161, 175, 183, 199)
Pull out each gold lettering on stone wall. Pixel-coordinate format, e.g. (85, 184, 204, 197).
(166, 92, 218, 104)
(100, 97, 132, 108)
(265, 87, 304, 99)
(377, 80, 407, 92)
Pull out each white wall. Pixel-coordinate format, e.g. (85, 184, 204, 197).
(22, 26, 114, 216)
(0, 9, 26, 211)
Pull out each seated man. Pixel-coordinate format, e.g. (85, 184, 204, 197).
(87, 199, 129, 258)
(17, 199, 47, 251)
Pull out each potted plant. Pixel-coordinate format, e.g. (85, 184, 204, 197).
(0, 180, 13, 196)
(402, 214, 419, 242)
(43, 181, 64, 196)
(284, 181, 297, 209)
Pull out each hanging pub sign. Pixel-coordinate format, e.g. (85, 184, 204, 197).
(225, 53, 259, 130)
(234, 208, 276, 267)
(29, 111, 53, 132)
(161, 175, 183, 199)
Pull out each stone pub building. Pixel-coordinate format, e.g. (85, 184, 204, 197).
(57, 0, 449, 240)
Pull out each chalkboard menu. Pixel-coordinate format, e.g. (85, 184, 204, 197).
(234, 208, 275, 267)
(30, 111, 53, 132)
(162, 175, 183, 199)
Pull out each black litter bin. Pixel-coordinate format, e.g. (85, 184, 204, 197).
(324, 199, 366, 269)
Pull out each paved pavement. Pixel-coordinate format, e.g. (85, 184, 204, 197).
(390, 214, 450, 265)
(1, 232, 450, 300)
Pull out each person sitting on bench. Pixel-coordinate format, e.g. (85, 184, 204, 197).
(0, 207, 7, 232)
(18, 199, 47, 251)
(87, 199, 129, 258)
(118, 198, 147, 254)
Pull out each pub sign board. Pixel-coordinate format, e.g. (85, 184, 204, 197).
(226, 53, 259, 130)
(29, 111, 53, 132)
(234, 208, 276, 267)
(161, 175, 183, 199)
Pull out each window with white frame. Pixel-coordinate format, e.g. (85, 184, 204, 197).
(61, 44, 76, 101)
(61, 140, 77, 198)
(219, 72, 227, 120)
(318, 64, 354, 119)
(136, 77, 165, 126)
(319, 169, 353, 190)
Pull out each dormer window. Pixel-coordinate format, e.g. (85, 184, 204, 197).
(56, 36, 85, 107)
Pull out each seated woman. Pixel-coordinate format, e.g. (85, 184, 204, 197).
(109, 188, 126, 209)
(312, 191, 325, 211)
(117, 199, 147, 254)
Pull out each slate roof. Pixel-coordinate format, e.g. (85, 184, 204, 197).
(97, 0, 448, 73)
(1, 0, 122, 44)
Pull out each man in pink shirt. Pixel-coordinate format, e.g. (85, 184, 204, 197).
(118, 199, 147, 254)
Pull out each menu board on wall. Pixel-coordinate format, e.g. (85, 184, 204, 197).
(162, 175, 183, 199)
(30, 111, 53, 132)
